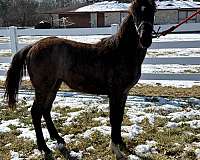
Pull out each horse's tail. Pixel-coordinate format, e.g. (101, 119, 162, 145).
(5, 45, 32, 108)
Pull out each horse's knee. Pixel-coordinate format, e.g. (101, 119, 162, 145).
(31, 102, 42, 119)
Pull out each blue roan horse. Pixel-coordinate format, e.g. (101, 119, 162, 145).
(5, 0, 156, 159)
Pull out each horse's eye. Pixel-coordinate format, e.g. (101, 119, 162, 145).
(141, 6, 146, 12)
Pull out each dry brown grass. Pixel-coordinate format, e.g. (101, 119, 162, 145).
(1, 80, 200, 98)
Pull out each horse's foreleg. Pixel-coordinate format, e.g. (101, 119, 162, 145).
(109, 92, 127, 159)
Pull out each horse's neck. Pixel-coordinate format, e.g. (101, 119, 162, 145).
(116, 14, 139, 47)
(116, 15, 147, 64)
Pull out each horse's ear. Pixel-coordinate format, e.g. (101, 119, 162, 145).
(148, 0, 153, 5)
(128, 2, 135, 16)
(132, 0, 138, 4)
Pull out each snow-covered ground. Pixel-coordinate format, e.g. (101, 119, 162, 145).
(0, 91, 200, 159)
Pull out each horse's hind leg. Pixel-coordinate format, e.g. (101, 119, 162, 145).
(42, 80, 72, 159)
(31, 80, 63, 158)
(31, 92, 52, 156)
(42, 80, 65, 144)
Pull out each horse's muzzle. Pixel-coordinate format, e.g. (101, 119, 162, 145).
(139, 32, 152, 49)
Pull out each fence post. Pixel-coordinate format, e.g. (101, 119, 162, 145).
(9, 26, 18, 54)
(111, 24, 119, 35)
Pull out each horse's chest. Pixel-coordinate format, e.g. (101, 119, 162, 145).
(115, 64, 141, 89)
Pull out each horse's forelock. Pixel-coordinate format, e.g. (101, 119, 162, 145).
(130, 0, 156, 11)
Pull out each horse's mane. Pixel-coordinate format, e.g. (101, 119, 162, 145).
(95, 0, 156, 52)
(96, 9, 137, 52)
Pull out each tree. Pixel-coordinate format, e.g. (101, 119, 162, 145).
(38, 0, 57, 11)
(6, 0, 39, 26)
(0, 0, 11, 26)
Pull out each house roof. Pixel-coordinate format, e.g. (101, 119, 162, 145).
(44, 0, 200, 14)
(75, 1, 200, 12)
(75, 1, 129, 12)
(157, 0, 200, 10)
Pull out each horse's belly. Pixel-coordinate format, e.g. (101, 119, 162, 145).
(68, 82, 108, 95)
(65, 73, 109, 95)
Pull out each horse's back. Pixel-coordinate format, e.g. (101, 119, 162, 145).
(25, 37, 103, 91)
(26, 37, 68, 88)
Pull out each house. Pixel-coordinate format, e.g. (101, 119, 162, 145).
(44, 1, 200, 28)
(155, 0, 200, 24)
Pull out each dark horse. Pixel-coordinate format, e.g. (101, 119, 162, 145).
(5, 0, 156, 159)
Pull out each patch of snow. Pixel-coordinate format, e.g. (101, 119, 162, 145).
(5, 143, 11, 147)
(188, 97, 200, 105)
(127, 109, 155, 125)
(168, 109, 200, 121)
(128, 114, 145, 124)
(128, 154, 141, 160)
(166, 120, 200, 129)
(63, 134, 76, 144)
(27, 149, 41, 159)
(142, 64, 200, 74)
(195, 148, 200, 159)
(86, 146, 95, 152)
(129, 124, 143, 139)
(64, 110, 84, 126)
(166, 122, 179, 128)
(188, 120, 200, 129)
(146, 140, 157, 147)
(192, 142, 200, 148)
(70, 150, 83, 159)
(135, 144, 151, 157)
(92, 117, 109, 124)
(51, 111, 61, 120)
(17, 128, 49, 141)
(0, 119, 21, 133)
(82, 126, 111, 139)
(10, 151, 22, 160)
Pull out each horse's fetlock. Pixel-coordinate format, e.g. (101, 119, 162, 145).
(57, 137, 65, 144)
(110, 141, 127, 159)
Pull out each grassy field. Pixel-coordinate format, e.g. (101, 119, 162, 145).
(0, 83, 200, 160)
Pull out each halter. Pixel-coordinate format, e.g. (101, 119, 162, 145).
(135, 21, 154, 35)
(135, 21, 154, 49)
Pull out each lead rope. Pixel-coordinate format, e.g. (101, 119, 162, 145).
(153, 9, 200, 38)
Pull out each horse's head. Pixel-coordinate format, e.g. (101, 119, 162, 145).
(129, 0, 156, 49)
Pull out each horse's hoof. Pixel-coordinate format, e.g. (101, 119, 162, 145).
(110, 141, 127, 160)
